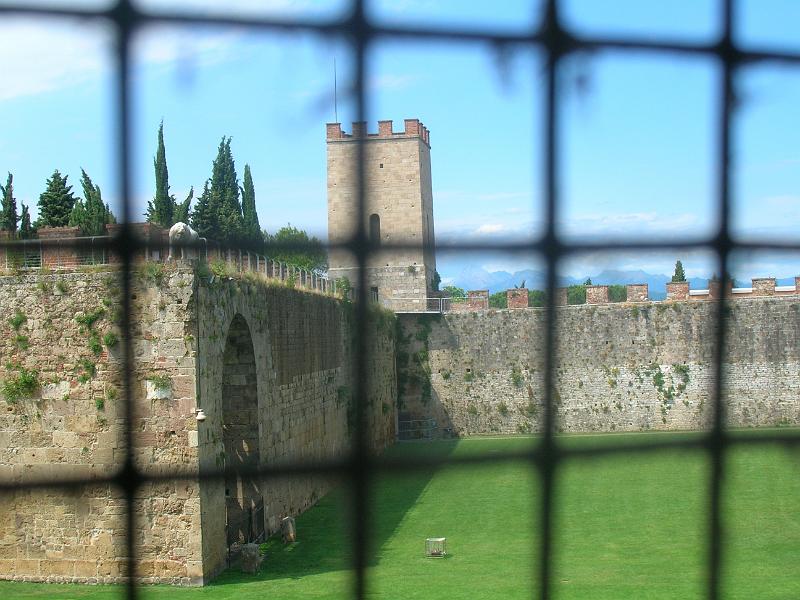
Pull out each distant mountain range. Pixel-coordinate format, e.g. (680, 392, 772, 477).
(442, 267, 796, 300)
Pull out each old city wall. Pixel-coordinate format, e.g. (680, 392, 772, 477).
(0, 264, 396, 586)
(0, 267, 202, 585)
(398, 297, 800, 436)
(194, 275, 396, 580)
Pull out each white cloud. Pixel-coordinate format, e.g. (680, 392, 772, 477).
(474, 223, 506, 235)
(0, 18, 251, 103)
(0, 19, 112, 102)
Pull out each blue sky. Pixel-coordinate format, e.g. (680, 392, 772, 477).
(0, 0, 798, 282)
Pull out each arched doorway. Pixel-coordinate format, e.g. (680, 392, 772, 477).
(221, 315, 262, 548)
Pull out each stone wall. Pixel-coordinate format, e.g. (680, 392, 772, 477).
(0, 264, 396, 585)
(193, 276, 396, 580)
(0, 267, 202, 584)
(398, 297, 800, 436)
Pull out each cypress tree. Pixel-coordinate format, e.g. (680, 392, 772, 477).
(19, 203, 33, 239)
(190, 137, 243, 244)
(672, 260, 686, 282)
(241, 164, 261, 248)
(174, 187, 193, 224)
(146, 121, 175, 227)
(70, 169, 116, 236)
(190, 180, 216, 239)
(213, 137, 243, 244)
(37, 170, 76, 228)
(0, 173, 18, 234)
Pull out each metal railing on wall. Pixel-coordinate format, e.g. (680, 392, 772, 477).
(0, 2, 798, 600)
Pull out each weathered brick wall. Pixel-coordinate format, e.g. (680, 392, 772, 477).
(507, 288, 528, 309)
(399, 298, 800, 436)
(0, 265, 396, 586)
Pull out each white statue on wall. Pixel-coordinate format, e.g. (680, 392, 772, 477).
(168, 222, 199, 260)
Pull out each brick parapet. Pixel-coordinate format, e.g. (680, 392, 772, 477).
(325, 118, 431, 148)
(507, 288, 528, 309)
(586, 285, 609, 304)
(752, 277, 776, 296)
(666, 281, 689, 301)
(467, 290, 489, 310)
(626, 283, 648, 302)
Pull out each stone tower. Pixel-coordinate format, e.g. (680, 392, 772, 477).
(326, 118, 437, 311)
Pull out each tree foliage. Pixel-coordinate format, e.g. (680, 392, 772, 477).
(567, 284, 587, 305)
(146, 121, 175, 227)
(240, 164, 261, 249)
(18, 203, 33, 239)
(489, 290, 507, 309)
(174, 187, 193, 225)
(431, 270, 441, 292)
(70, 169, 116, 236)
(443, 285, 466, 298)
(672, 260, 686, 282)
(264, 224, 327, 272)
(37, 170, 76, 228)
(191, 137, 243, 244)
(0, 173, 18, 234)
(608, 284, 627, 302)
(528, 289, 546, 307)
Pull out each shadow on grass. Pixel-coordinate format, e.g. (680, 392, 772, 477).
(210, 440, 458, 586)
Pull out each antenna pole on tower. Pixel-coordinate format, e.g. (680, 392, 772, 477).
(333, 57, 339, 123)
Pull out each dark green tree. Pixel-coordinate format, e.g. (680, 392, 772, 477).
(18, 203, 33, 239)
(431, 270, 441, 292)
(567, 284, 587, 305)
(192, 137, 243, 243)
(608, 284, 627, 302)
(443, 285, 466, 298)
(584, 277, 593, 285)
(528, 289, 546, 307)
(174, 187, 193, 224)
(672, 260, 686, 282)
(240, 164, 261, 248)
(190, 180, 216, 239)
(37, 170, 76, 228)
(145, 121, 175, 227)
(265, 224, 327, 272)
(0, 173, 18, 234)
(70, 169, 116, 236)
(213, 137, 243, 244)
(489, 291, 507, 309)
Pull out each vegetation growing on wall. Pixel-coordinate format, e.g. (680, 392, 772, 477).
(1, 364, 39, 403)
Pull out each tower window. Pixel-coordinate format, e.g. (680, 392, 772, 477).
(379, 163, 384, 168)
(369, 213, 381, 246)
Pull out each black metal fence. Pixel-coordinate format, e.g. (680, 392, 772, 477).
(0, 1, 799, 599)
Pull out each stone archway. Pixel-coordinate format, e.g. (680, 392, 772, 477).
(221, 314, 262, 548)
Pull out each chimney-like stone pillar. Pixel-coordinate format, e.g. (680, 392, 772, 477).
(507, 288, 528, 309)
(666, 281, 689, 301)
(626, 283, 648, 302)
(752, 277, 776, 296)
(586, 285, 609, 305)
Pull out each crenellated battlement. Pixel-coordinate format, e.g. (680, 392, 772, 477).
(444, 277, 800, 311)
(326, 118, 431, 147)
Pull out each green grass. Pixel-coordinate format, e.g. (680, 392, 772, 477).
(1, 430, 798, 599)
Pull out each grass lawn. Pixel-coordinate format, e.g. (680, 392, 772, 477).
(1, 429, 798, 599)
